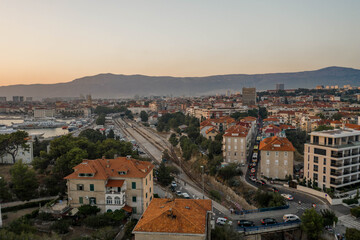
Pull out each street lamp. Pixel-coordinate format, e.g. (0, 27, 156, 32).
(200, 166, 205, 199)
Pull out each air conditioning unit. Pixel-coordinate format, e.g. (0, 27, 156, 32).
(85, 196, 89, 199)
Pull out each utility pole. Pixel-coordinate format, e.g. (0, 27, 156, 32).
(201, 166, 205, 199)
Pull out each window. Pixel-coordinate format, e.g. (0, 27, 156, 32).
(133, 207, 137, 214)
(146, 179, 147, 185)
(132, 196, 137, 202)
(114, 196, 120, 205)
(314, 156, 318, 163)
(118, 171, 127, 175)
(106, 196, 112, 204)
(227, 138, 231, 143)
(241, 139, 243, 143)
(323, 167, 326, 174)
(150, 196, 152, 201)
(132, 182, 136, 189)
(314, 165, 318, 172)
(146, 193, 148, 198)
(313, 173, 318, 181)
(77, 184, 84, 191)
(314, 148, 326, 156)
(323, 158, 327, 165)
(234, 145, 238, 150)
(266, 151, 270, 156)
(90, 184, 94, 191)
(150, 174, 152, 181)
(79, 197, 83, 204)
(228, 145, 231, 150)
(275, 160, 279, 165)
(234, 152, 237, 156)
(89, 197, 96, 205)
(234, 139, 237, 143)
(266, 159, 270, 165)
(323, 176, 326, 182)
(275, 151, 279, 157)
(150, 187, 151, 193)
(284, 152, 288, 157)
(284, 160, 288, 166)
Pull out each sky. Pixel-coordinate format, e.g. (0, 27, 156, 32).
(1, 0, 360, 86)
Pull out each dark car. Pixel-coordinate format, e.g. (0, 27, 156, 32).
(261, 218, 277, 225)
(238, 220, 255, 227)
(272, 187, 279, 193)
(260, 180, 266, 185)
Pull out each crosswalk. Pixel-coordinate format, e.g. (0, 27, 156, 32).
(339, 214, 360, 229)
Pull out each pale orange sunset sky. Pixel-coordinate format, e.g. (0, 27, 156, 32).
(1, 0, 360, 86)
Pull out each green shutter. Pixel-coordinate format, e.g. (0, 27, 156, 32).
(133, 207, 137, 214)
(132, 182, 136, 189)
(79, 197, 83, 204)
(132, 196, 137, 202)
(90, 184, 94, 191)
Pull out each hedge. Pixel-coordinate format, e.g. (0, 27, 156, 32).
(343, 198, 359, 205)
(2, 199, 53, 213)
(350, 207, 360, 218)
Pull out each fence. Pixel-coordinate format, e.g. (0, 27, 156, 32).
(238, 219, 301, 233)
(235, 204, 289, 215)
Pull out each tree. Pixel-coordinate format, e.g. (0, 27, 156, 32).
(50, 219, 71, 234)
(96, 114, 106, 125)
(79, 129, 106, 143)
(169, 133, 178, 147)
(10, 160, 39, 201)
(332, 113, 343, 121)
(156, 162, 173, 186)
(107, 129, 115, 139)
(345, 228, 360, 240)
(78, 204, 101, 216)
(140, 111, 149, 122)
(211, 225, 243, 240)
(217, 163, 242, 181)
(320, 209, 338, 227)
(301, 208, 324, 240)
(315, 125, 334, 131)
(0, 174, 12, 202)
(0, 131, 29, 164)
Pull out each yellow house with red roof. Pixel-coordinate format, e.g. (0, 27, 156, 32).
(64, 157, 154, 218)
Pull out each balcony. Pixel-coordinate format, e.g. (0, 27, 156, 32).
(330, 180, 342, 185)
(344, 170, 350, 175)
(330, 172, 342, 176)
(106, 190, 125, 194)
(331, 153, 343, 158)
(331, 162, 342, 167)
(344, 162, 351, 166)
(351, 169, 359, 173)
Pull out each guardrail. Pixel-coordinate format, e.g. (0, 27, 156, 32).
(238, 220, 301, 233)
(235, 204, 289, 215)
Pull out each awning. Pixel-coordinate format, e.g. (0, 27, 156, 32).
(123, 205, 132, 213)
(106, 179, 125, 187)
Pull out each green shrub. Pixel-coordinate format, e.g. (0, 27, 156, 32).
(2, 214, 8, 220)
(78, 204, 101, 216)
(38, 212, 55, 221)
(343, 198, 359, 205)
(350, 207, 360, 218)
(51, 219, 71, 234)
(210, 190, 221, 201)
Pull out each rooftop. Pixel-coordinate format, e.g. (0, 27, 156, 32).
(259, 136, 295, 152)
(310, 128, 360, 138)
(133, 198, 212, 235)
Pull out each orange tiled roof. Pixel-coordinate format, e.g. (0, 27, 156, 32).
(133, 198, 212, 234)
(259, 136, 295, 152)
(106, 179, 125, 187)
(346, 124, 360, 130)
(64, 157, 154, 180)
(223, 125, 248, 137)
(263, 118, 279, 122)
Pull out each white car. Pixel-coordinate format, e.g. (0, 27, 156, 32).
(283, 214, 300, 222)
(182, 193, 190, 199)
(171, 181, 177, 188)
(216, 217, 233, 225)
(281, 194, 294, 201)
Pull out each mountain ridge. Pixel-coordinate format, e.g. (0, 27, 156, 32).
(1, 66, 359, 99)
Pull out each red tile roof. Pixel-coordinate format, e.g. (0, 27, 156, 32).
(106, 180, 125, 187)
(64, 157, 154, 180)
(259, 136, 295, 152)
(223, 125, 249, 137)
(133, 198, 212, 234)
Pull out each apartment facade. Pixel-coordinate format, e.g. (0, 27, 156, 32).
(242, 87, 256, 106)
(133, 198, 212, 240)
(259, 136, 295, 179)
(64, 157, 154, 218)
(304, 129, 360, 190)
(223, 125, 250, 164)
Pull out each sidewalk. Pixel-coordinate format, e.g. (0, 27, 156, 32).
(1, 196, 57, 208)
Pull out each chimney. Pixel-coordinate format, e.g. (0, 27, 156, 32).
(102, 156, 105, 160)
(342, 120, 346, 130)
(114, 154, 118, 159)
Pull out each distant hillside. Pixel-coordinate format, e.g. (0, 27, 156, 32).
(0, 66, 359, 99)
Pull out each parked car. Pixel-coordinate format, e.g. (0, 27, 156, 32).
(260, 180, 266, 185)
(249, 172, 256, 176)
(256, 180, 265, 185)
(249, 163, 256, 168)
(182, 193, 190, 199)
(216, 217, 232, 225)
(171, 181, 177, 188)
(283, 214, 300, 222)
(261, 218, 277, 225)
(281, 194, 294, 201)
(237, 220, 255, 227)
(252, 153, 258, 159)
(251, 168, 256, 173)
(272, 187, 279, 193)
(249, 177, 257, 182)
(176, 191, 182, 196)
